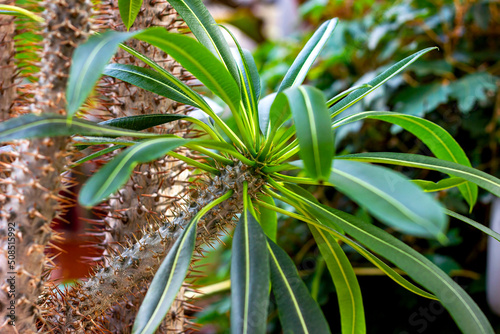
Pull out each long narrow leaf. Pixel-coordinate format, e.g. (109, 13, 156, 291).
(231, 209, 269, 334)
(445, 209, 500, 243)
(132, 216, 197, 334)
(166, 0, 240, 85)
(0, 113, 169, 142)
(118, 0, 143, 30)
(0, 4, 43, 22)
(329, 47, 438, 118)
(267, 239, 331, 334)
(312, 206, 493, 334)
(330, 160, 447, 239)
(278, 19, 338, 93)
(287, 86, 335, 181)
(98, 114, 188, 131)
(79, 138, 187, 206)
(135, 28, 241, 113)
(66, 30, 138, 117)
(337, 152, 500, 197)
(310, 225, 365, 334)
(333, 111, 477, 209)
(278, 185, 492, 334)
(103, 64, 202, 108)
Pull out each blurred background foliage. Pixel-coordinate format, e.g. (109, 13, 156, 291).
(189, 0, 500, 332)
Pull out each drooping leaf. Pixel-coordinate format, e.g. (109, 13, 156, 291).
(103, 64, 203, 108)
(0, 113, 167, 142)
(286, 86, 335, 181)
(231, 209, 269, 334)
(132, 216, 197, 334)
(278, 18, 338, 93)
(79, 138, 187, 206)
(135, 28, 241, 113)
(165, 0, 240, 85)
(309, 205, 493, 334)
(337, 152, 500, 197)
(267, 239, 331, 334)
(445, 209, 500, 243)
(413, 177, 466, 192)
(329, 47, 438, 117)
(118, 0, 143, 30)
(98, 114, 188, 131)
(279, 185, 435, 300)
(310, 225, 365, 334)
(66, 30, 138, 118)
(330, 160, 447, 239)
(333, 111, 478, 209)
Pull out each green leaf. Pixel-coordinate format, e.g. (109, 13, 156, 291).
(267, 239, 331, 334)
(413, 177, 466, 192)
(135, 29, 241, 113)
(132, 216, 197, 334)
(326, 84, 372, 108)
(118, 43, 214, 113)
(67, 30, 138, 118)
(329, 47, 438, 118)
(98, 114, 188, 131)
(310, 206, 493, 334)
(330, 160, 447, 239)
(333, 111, 478, 209)
(103, 64, 203, 108)
(0, 113, 167, 142)
(71, 145, 124, 167)
(118, 0, 143, 30)
(278, 18, 338, 93)
(79, 138, 187, 207)
(287, 86, 335, 181)
(166, 0, 240, 85)
(231, 210, 269, 334)
(310, 225, 365, 334)
(255, 193, 278, 242)
(0, 4, 44, 22)
(445, 209, 500, 243)
(277, 185, 435, 300)
(337, 152, 500, 198)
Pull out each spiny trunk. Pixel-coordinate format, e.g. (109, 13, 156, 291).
(0, 0, 90, 332)
(0, 0, 16, 122)
(44, 163, 262, 332)
(90, 1, 193, 332)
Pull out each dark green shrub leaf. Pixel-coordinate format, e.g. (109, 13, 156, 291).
(286, 86, 334, 181)
(310, 225, 365, 334)
(267, 238, 331, 334)
(278, 18, 338, 93)
(0, 113, 164, 142)
(79, 138, 187, 206)
(337, 152, 500, 197)
(330, 160, 447, 239)
(231, 210, 269, 334)
(132, 217, 197, 334)
(333, 111, 478, 209)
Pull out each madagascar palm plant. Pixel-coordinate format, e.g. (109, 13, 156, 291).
(2, 0, 500, 333)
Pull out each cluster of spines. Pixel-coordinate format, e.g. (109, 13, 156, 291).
(44, 163, 262, 332)
(0, 0, 91, 333)
(75, 0, 197, 332)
